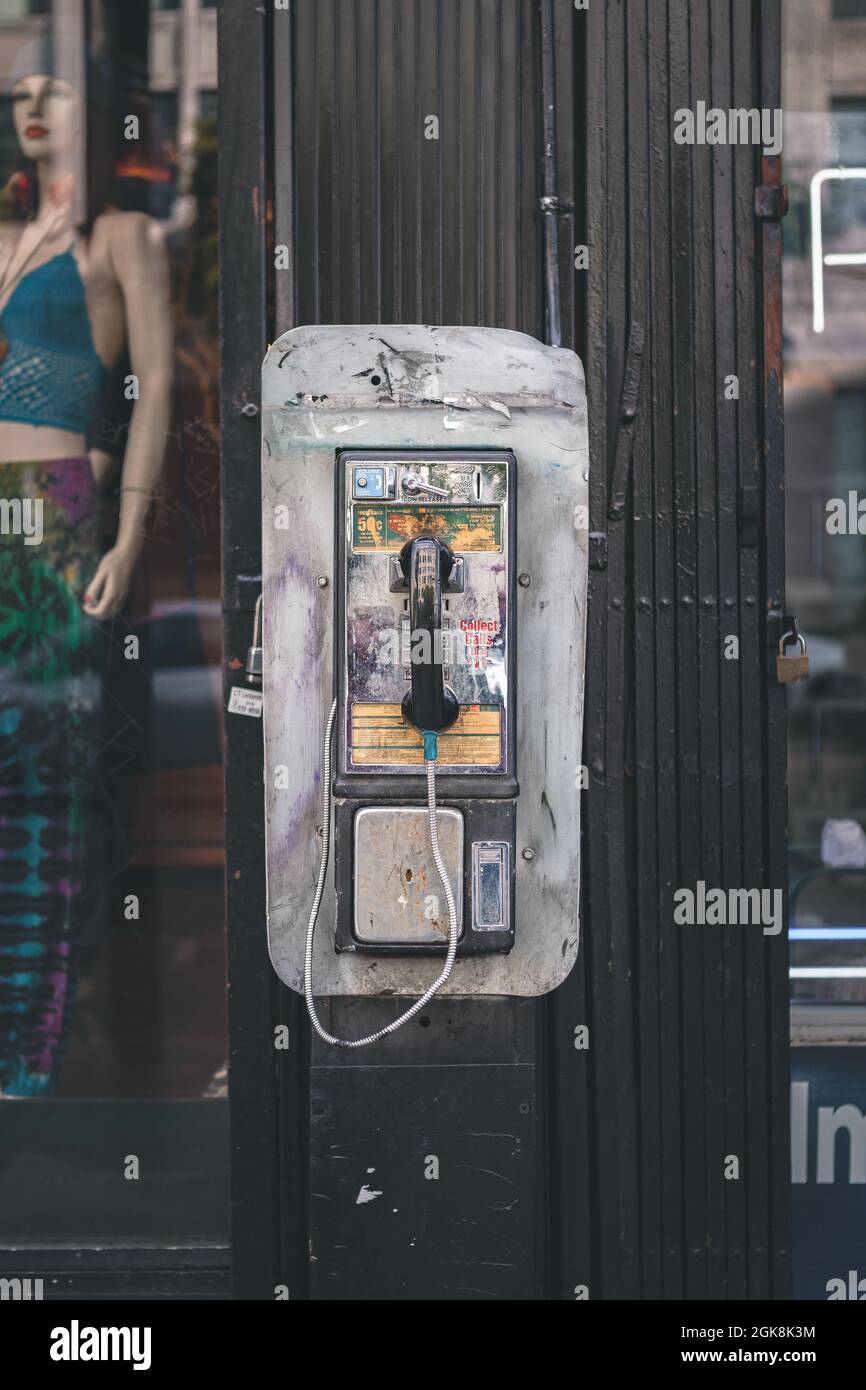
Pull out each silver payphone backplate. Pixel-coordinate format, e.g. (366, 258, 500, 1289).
(261, 324, 588, 998)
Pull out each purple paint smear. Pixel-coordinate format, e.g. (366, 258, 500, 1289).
(266, 556, 324, 860)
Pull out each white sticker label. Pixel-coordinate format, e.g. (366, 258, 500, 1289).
(228, 686, 263, 718)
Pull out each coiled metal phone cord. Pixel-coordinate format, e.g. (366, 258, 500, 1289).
(304, 698, 459, 1048)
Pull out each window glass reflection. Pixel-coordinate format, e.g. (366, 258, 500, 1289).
(784, 0, 866, 1004)
(0, 0, 225, 1107)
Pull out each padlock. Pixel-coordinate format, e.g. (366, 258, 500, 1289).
(776, 630, 809, 684)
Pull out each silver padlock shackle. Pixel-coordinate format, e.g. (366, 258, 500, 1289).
(779, 628, 807, 655)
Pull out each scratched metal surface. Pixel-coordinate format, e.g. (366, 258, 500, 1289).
(308, 1062, 537, 1299)
(353, 806, 464, 943)
(261, 323, 588, 996)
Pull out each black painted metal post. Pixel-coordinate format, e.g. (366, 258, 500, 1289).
(218, 0, 283, 1301)
(222, 0, 790, 1301)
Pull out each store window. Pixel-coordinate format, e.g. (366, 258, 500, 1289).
(0, 0, 226, 1252)
(784, 0, 866, 1013)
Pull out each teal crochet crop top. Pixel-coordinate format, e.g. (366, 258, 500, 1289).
(0, 248, 107, 435)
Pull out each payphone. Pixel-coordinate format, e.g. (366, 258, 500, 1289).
(261, 325, 588, 1045)
(334, 449, 516, 957)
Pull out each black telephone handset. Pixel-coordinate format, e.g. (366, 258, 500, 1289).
(399, 536, 460, 735)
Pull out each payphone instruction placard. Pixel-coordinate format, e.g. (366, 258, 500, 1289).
(352, 504, 502, 553)
(350, 702, 502, 766)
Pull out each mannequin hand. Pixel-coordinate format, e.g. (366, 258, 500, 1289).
(83, 542, 140, 619)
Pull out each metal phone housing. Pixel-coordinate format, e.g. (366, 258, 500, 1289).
(332, 448, 516, 957)
(261, 324, 588, 998)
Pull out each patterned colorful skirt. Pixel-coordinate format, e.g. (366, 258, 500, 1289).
(0, 458, 101, 1096)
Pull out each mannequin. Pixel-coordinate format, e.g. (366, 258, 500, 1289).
(0, 45, 172, 1095)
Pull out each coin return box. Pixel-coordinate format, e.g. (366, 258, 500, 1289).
(334, 798, 515, 956)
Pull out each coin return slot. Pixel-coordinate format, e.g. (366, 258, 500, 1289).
(472, 841, 509, 932)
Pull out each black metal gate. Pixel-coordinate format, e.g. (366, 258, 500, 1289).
(219, 0, 789, 1299)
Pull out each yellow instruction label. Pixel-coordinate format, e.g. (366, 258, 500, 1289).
(351, 702, 502, 767)
(353, 505, 501, 553)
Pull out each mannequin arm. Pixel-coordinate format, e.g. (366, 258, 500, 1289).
(84, 214, 173, 618)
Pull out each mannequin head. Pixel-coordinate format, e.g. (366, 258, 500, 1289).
(3, 39, 119, 229)
(11, 74, 81, 172)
